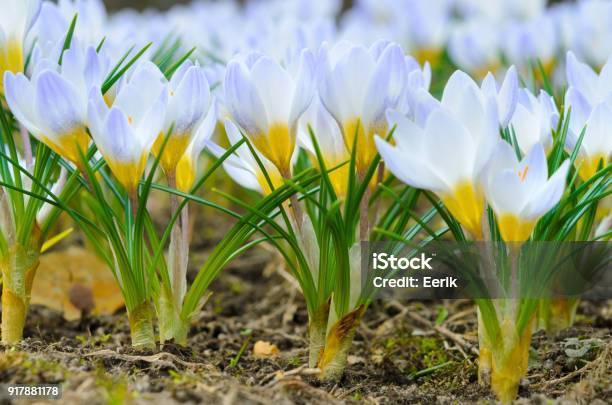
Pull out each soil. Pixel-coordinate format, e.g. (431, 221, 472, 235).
(1, 212, 611, 404)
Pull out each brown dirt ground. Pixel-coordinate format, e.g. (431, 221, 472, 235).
(0, 243, 610, 404)
(1, 203, 611, 405)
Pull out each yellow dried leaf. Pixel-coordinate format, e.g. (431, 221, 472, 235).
(253, 340, 279, 357)
(31, 247, 124, 320)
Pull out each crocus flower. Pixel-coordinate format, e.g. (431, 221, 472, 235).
(440, 68, 518, 130)
(298, 96, 349, 196)
(509, 89, 559, 155)
(376, 97, 499, 239)
(569, 103, 612, 180)
(483, 142, 569, 242)
(152, 60, 212, 176)
(447, 19, 501, 78)
(455, 0, 546, 21)
(4, 44, 105, 164)
(564, 52, 612, 179)
(0, 0, 41, 91)
(318, 40, 409, 173)
(566, 0, 612, 68)
(87, 61, 168, 193)
(404, 0, 450, 66)
(224, 50, 315, 177)
(207, 120, 283, 195)
(565, 51, 612, 110)
(502, 15, 558, 75)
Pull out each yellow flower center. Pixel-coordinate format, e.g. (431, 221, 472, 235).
(413, 47, 442, 67)
(152, 131, 192, 174)
(441, 181, 485, 239)
(249, 123, 294, 176)
(577, 154, 608, 181)
(106, 153, 148, 193)
(255, 166, 284, 195)
(343, 118, 386, 175)
(41, 126, 90, 165)
(175, 154, 195, 192)
(497, 214, 535, 242)
(0, 38, 23, 93)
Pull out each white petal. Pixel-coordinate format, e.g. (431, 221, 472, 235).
(34, 70, 83, 136)
(520, 143, 548, 196)
(168, 65, 210, 134)
(375, 136, 445, 192)
(361, 43, 407, 131)
(511, 103, 540, 154)
(114, 61, 166, 124)
(386, 109, 424, 153)
(224, 60, 268, 136)
(250, 56, 293, 124)
(497, 66, 518, 127)
(289, 49, 316, 128)
(582, 102, 612, 157)
(96, 108, 139, 163)
(566, 51, 598, 103)
(331, 45, 376, 121)
(486, 169, 526, 215)
(565, 87, 592, 141)
(137, 88, 168, 152)
(204, 138, 259, 190)
(523, 160, 569, 219)
(423, 108, 475, 187)
(441, 70, 481, 118)
(3, 72, 43, 137)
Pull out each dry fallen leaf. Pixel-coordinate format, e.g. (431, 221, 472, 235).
(31, 247, 124, 320)
(253, 340, 280, 357)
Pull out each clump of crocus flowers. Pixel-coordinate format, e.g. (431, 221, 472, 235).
(0, 1, 609, 403)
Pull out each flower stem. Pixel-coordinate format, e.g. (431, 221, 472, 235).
(538, 298, 579, 335)
(317, 305, 365, 381)
(157, 173, 190, 344)
(1, 242, 40, 344)
(359, 177, 371, 241)
(308, 301, 330, 368)
(128, 301, 156, 349)
(491, 315, 534, 403)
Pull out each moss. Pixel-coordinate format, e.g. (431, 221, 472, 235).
(95, 368, 132, 405)
(168, 369, 201, 386)
(418, 337, 449, 369)
(378, 328, 475, 389)
(76, 333, 112, 347)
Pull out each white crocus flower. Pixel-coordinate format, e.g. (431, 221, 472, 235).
(503, 15, 558, 75)
(318, 40, 409, 173)
(207, 120, 283, 196)
(376, 99, 499, 239)
(438, 66, 518, 130)
(509, 89, 559, 155)
(404, 0, 450, 66)
(298, 96, 349, 196)
(4, 44, 105, 165)
(564, 52, 612, 180)
(565, 51, 612, 109)
(152, 60, 212, 176)
(447, 19, 501, 79)
(0, 0, 41, 91)
(570, 103, 612, 181)
(568, 0, 612, 68)
(87, 61, 168, 193)
(224, 50, 315, 177)
(484, 142, 570, 242)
